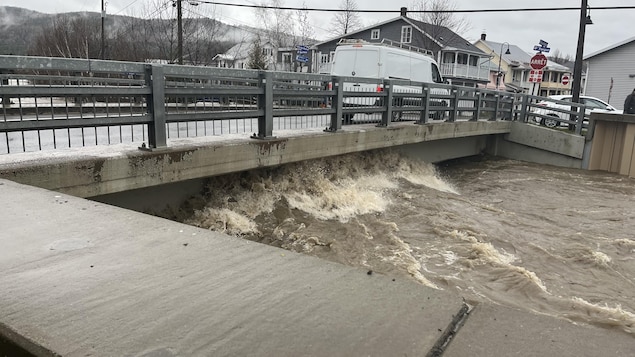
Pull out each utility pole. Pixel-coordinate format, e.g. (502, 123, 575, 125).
(571, 0, 589, 104)
(177, 0, 183, 65)
(101, 0, 106, 59)
(570, 0, 591, 131)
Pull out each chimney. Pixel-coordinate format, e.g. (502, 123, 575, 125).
(481, 32, 487, 41)
(400, 7, 407, 17)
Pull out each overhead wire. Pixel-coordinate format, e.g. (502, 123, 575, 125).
(192, 1, 635, 13)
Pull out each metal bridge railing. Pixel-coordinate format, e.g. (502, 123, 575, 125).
(0, 55, 586, 155)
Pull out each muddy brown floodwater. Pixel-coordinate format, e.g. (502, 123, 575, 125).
(176, 151, 635, 337)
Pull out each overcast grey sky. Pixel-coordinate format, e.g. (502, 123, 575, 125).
(3, 0, 634, 58)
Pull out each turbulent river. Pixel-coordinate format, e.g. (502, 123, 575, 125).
(170, 150, 635, 336)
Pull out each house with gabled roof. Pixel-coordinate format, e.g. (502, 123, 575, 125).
(212, 40, 277, 70)
(584, 36, 635, 109)
(474, 33, 571, 96)
(312, 7, 489, 87)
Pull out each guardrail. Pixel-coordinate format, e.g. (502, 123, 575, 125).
(0, 55, 587, 155)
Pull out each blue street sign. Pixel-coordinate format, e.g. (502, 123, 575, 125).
(539, 39, 548, 47)
(296, 55, 309, 63)
(297, 45, 309, 54)
(533, 46, 551, 53)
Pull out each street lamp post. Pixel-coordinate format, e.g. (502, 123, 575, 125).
(101, 0, 106, 59)
(496, 42, 511, 90)
(177, 0, 183, 65)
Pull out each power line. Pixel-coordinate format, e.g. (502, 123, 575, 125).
(194, 2, 635, 13)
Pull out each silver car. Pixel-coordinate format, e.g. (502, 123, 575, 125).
(533, 95, 622, 128)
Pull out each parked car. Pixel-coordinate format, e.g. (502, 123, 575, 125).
(532, 95, 622, 128)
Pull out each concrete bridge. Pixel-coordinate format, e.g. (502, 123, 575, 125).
(1, 56, 634, 356)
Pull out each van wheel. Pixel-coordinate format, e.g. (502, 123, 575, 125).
(542, 115, 560, 128)
(343, 114, 354, 124)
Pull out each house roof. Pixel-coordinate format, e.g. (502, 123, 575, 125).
(314, 16, 484, 56)
(404, 18, 483, 55)
(584, 36, 635, 60)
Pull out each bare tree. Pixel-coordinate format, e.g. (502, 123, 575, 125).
(255, 0, 295, 49)
(30, 15, 101, 58)
(107, 1, 231, 64)
(410, 0, 470, 36)
(330, 0, 363, 36)
(294, 3, 314, 46)
(549, 49, 573, 65)
(180, 3, 230, 66)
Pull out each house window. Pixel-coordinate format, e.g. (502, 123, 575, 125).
(283, 53, 292, 63)
(401, 26, 412, 43)
(321, 53, 330, 63)
(443, 52, 455, 64)
(457, 53, 468, 65)
(371, 29, 380, 40)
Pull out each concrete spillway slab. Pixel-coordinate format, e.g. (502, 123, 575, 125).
(0, 179, 466, 356)
(444, 304, 634, 357)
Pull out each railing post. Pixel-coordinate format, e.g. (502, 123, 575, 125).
(575, 106, 585, 135)
(493, 92, 501, 121)
(448, 88, 459, 122)
(380, 79, 392, 127)
(326, 76, 342, 132)
(144, 64, 167, 149)
(519, 94, 529, 123)
(473, 90, 482, 121)
(253, 71, 274, 139)
(418, 83, 430, 124)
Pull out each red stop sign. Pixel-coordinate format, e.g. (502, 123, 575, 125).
(530, 53, 548, 69)
(562, 74, 570, 85)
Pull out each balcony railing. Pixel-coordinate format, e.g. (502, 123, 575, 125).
(440, 63, 489, 81)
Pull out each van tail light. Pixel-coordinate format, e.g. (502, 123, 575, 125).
(376, 85, 384, 92)
(327, 82, 333, 90)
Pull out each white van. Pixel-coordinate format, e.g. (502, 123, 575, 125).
(330, 39, 447, 121)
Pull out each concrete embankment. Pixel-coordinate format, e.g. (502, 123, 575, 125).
(1, 179, 632, 356)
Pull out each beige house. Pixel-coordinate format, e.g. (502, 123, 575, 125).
(474, 34, 571, 95)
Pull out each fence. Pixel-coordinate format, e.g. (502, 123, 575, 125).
(0, 55, 586, 155)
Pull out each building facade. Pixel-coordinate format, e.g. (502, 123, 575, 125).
(474, 34, 571, 96)
(584, 36, 635, 109)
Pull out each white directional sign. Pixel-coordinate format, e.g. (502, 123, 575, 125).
(297, 45, 309, 54)
(296, 55, 309, 63)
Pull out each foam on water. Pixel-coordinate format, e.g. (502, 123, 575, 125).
(178, 152, 635, 336)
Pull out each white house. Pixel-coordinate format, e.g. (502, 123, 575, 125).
(212, 41, 276, 70)
(584, 36, 635, 109)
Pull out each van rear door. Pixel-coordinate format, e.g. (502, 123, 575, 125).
(331, 47, 380, 79)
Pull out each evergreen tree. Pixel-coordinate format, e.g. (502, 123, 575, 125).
(247, 37, 268, 70)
